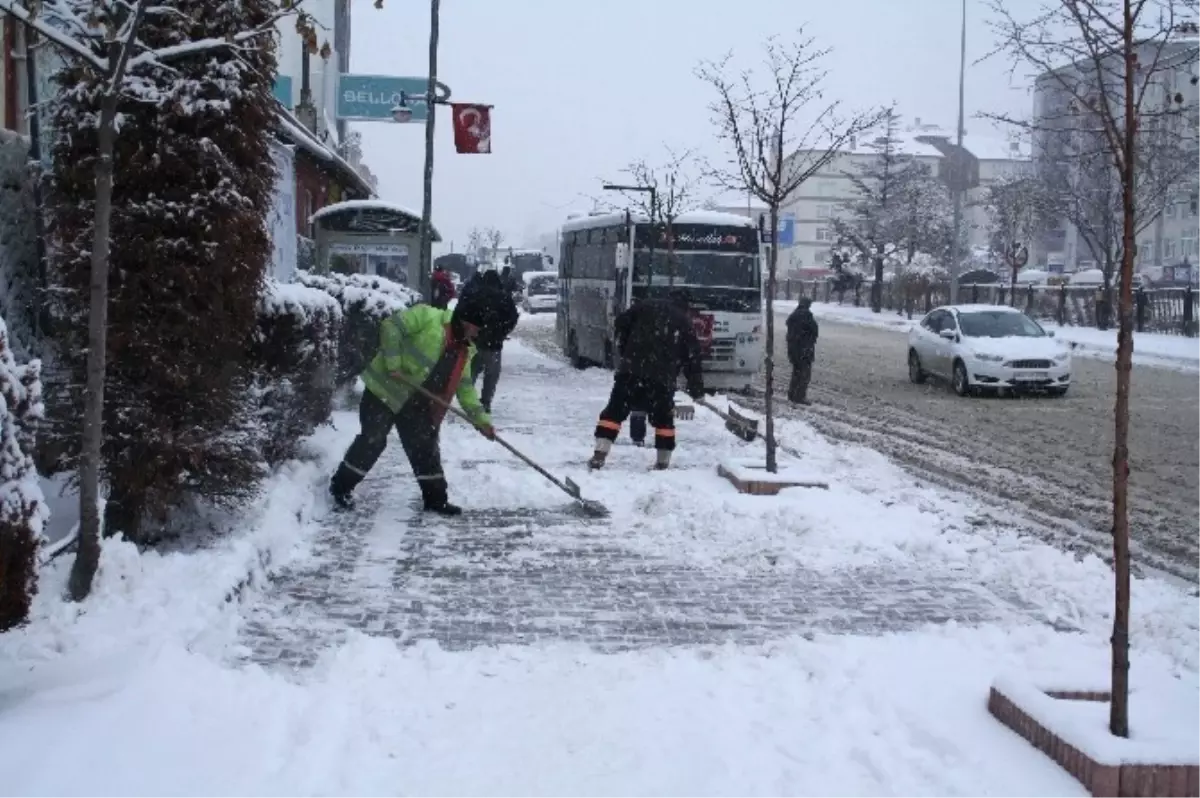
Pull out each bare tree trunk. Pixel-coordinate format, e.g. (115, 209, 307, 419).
(67, 100, 117, 602)
(1109, 0, 1136, 739)
(764, 206, 778, 473)
(871, 250, 884, 313)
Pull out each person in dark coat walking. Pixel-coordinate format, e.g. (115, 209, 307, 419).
(328, 291, 506, 515)
(431, 264, 457, 309)
(786, 297, 819, 405)
(463, 269, 519, 413)
(589, 293, 705, 470)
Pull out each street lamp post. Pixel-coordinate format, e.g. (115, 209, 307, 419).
(603, 183, 657, 286)
(948, 0, 968, 304)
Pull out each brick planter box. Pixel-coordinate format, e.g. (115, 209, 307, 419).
(717, 457, 829, 495)
(989, 676, 1199, 797)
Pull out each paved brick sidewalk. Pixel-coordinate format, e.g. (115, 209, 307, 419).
(238, 322, 1054, 670)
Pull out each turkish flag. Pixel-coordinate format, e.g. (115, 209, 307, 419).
(451, 103, 492, 154)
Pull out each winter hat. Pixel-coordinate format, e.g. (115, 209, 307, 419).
(797, 297, 813, 308)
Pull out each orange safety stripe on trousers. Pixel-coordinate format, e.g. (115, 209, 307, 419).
(597, 419, 622, 431)
(654, 428, 676, 436)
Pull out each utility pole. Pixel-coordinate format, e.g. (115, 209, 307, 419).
(417, 0, 441, 303)
(948, 0, 968, 304)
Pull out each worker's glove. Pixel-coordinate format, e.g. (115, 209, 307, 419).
(479, 424, 496, 441)
(687, 383, 706, 401)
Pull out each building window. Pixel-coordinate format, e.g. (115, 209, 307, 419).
(1166, 201, 1177, 218)
(1139, 240, 1154, 263)
(815, 227, 833, 242)
(817, 180, 836, 197)
(1182, 235, 1198, 258)
(816, 203, 832, 219)
(1162, 238, 1177, 261)
(1190, 193, 1198, 217)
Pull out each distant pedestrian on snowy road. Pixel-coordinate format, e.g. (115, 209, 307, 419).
(786, 297, 819, 405)
(463, 267, 519, 414)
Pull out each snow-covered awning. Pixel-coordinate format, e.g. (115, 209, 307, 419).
(310, 199, 442, 242)
(274, 103, 375, 200)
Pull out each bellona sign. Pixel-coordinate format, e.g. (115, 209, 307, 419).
(335, 74, 452, 123)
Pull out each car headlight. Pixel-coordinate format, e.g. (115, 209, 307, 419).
(972, 352, 1005, 362)
(1054, 352, 1070, 362)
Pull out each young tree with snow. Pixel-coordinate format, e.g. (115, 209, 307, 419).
(698, 31, 883, 473)
(0, 0, 336, 601)
(983, 173, 1057, 303)
(831, 110, 955, 312)
(0, 315, 45, 631)
(601, 147, 702, 285)
(988, 0, 1199, 738)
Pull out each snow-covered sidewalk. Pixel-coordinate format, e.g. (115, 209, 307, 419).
(775, 298, 1200, 372)
(1, 313, 1196, 796)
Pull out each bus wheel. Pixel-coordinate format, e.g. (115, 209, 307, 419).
(568, 331, 587, 370)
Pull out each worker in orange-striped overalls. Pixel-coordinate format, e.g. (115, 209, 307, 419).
(588, 292, 705, 471)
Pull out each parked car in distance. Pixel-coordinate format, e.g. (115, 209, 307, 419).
(521, 270, 559, 314)
(908, 305, 1072, 397)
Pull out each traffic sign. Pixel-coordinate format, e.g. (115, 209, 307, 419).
(336, 74, 451, 123)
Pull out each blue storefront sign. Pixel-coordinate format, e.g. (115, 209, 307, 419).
(336, 74, 448, 123)
(272, 74, 293, 109)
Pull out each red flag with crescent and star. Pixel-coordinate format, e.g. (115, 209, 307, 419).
(451, 103, 492, 154)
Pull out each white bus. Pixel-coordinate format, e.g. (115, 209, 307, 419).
(556, 209, 764, 394)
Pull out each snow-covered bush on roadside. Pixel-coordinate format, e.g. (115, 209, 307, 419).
(297, 270, 418, 385)
(0, 130, 38, 363)
(247, 280, 342, 465)
(0, 316, 46, 632)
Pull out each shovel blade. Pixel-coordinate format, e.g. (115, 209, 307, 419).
(563, 477, 583, 499)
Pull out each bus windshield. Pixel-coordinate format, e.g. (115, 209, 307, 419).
(634, 251, 760, 289)
(510, 253, 547, 279)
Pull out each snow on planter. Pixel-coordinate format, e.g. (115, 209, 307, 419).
(988, 673, 1199, 797)
(718, 457, 829, 496)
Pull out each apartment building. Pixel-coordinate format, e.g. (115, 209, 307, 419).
(1031, 35, 1199, 279)
(777, 120, 1030, 275)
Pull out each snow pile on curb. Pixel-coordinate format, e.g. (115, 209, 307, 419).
(0, 416, 354, 672)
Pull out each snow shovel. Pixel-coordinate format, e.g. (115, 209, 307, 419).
(387, 372, 610, 518)
(697, 398, 759, 443)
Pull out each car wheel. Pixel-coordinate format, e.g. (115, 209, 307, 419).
(952, 360, 971, 397)
(908, 349, 926, 384)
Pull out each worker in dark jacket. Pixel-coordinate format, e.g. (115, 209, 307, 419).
(786, 297, 819, 405)
(464, 268, 519, 413)
(589, 293, 705, 471)
(328, 292, 504, 516)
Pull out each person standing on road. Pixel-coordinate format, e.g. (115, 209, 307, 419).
(431, 264, 457, 309)
(589, 292, 705, 471)
(786, 297, 819, 406)
(328, 292, 504, 516)
(463, 268, 519, 413)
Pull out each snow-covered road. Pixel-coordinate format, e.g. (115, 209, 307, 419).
(752, 310, 1200, 584)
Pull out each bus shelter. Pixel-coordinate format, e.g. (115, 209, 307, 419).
(310, 200, 442, 288)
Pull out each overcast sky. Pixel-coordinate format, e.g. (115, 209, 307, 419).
(349, 0, 1042, 253)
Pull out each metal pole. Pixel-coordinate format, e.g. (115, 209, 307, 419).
(23, 29, 47, 339)
(417, 0, 440, 304)
(948, 0, 967, 304)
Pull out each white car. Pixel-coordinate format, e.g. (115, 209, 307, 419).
(521, 271, 559, 314)
(908, 305, 1072, 397)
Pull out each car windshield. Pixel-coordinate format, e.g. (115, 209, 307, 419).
(958, 311, 1045, 338)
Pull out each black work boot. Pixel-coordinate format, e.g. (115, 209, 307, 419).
(420, 479, 462, 516)
(328, 462, 364, 511)
(588, 438, 612, 470)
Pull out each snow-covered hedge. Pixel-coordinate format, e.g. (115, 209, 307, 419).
(0, 316, 46, 632)
(0, 130, 38, 362)
(248, 280, 342, 466)
(297, 270, 418, 385)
